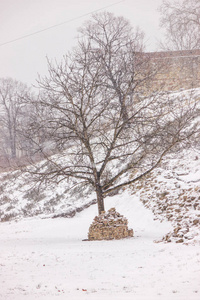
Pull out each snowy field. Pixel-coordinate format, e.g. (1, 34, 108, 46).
(0, 190, 200, 300)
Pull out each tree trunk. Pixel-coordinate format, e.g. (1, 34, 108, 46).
(95, 183, 105, 215)
(119, 95, 130, 126)
(9, 127, 16, 158)
(121, 102, 129, 125)
(11, 133, 16, 158)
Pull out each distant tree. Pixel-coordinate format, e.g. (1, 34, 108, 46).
(0, 78, 30, 159)
(25, 13, 199, 215)
(159, 0, 200, 50)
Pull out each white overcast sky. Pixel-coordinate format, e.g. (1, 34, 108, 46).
(0, 0, 164, 86)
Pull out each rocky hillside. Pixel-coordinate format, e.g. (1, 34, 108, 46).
(130, 147, 200, 245)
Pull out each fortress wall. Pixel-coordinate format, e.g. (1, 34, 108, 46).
(146, 50, 200, 92)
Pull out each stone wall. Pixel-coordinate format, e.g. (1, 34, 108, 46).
(88, 208, 133, 240)
(146, 49, 200, 93)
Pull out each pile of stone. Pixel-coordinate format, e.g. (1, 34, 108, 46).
(88, 207, 133, 240)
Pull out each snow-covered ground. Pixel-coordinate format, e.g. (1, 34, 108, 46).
(0, 87, 200, 299)
(0, 190, 200, 300)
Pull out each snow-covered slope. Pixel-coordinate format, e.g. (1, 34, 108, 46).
(0, 166, 97, 222)
(130, 146, 200, 245)
(0, 191, 200, 300)
(1, 145, 200, 244)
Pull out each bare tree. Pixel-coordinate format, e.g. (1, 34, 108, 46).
(0, 78, 31, 159)
(159, 0, 200, 50)
(78, 12, 159, 122)
(24, 13, 199, 215)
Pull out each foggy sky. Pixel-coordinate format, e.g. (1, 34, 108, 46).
(0, 0, 164, 86)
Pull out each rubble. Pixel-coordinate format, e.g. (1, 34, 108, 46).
(130, 151, 200, 245)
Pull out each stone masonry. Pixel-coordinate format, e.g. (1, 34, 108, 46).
(88, 207, 134, 240)
(146, 49, 200, 92)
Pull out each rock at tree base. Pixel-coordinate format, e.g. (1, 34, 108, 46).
(88, 207, 134, 240)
